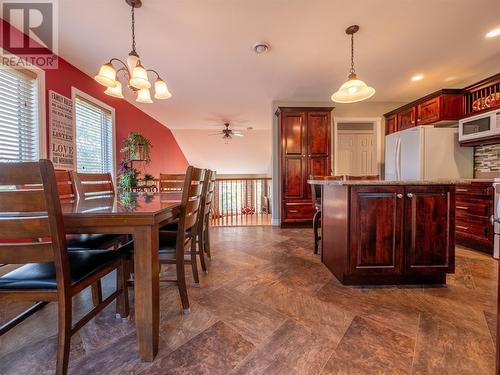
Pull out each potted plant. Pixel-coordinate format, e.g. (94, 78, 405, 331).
(121, 132, 152, 163)
(118, 159, 139, 190)
(143, 173, 155, 186)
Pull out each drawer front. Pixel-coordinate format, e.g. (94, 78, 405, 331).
(284, 202, 315, 219)
(456, 183, 494, 197)
(456, 216, 491, 242)
(456, 199, 492, 218)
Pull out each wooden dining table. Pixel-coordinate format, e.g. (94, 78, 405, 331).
(61, 192, 181, 361)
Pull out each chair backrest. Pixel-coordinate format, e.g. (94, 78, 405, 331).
(345, 175, 380, 180)
(197, 170, 216, 230)
(159, 174, 185, 192)
(73, 172, 115, 199)
(177, 167, 205, 235)
(0, 160, 70, 288)
(55, 170, 76, 202)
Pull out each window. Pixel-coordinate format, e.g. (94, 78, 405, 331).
(0, 68, 40, 162)
(74, 95, 114, 175)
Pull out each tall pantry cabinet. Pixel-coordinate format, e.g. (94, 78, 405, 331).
(276, 107, 333, 226)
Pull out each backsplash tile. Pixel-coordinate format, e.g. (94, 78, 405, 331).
(474, 144, 500, 172)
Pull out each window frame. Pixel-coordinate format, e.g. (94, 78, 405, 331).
(71, 87, 116, 179)
(0, 51, 47, 160)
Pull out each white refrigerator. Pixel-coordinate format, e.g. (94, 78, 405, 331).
(385, 126, 473, 180)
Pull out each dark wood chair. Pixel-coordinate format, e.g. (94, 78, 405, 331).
(345, 174, 380, 180)
(202, 170, 217, 259)
(159, 174, 185, 192)
(127, 166, 205, 314)
(0, 160, 129, 375)
(72, 172, 115, 199)
(309, 175, 344, 254)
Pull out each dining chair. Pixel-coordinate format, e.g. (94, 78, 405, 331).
(202, 170, 216, 260)
(126, 166, 205, 314)
(159, 173, 185, 192)
(72, 172, 115, 199)
(344, 174, 380, 180)
(55, 170, 130, 306)
(0, 160, 129, 375)
(309, 175, 344, 254)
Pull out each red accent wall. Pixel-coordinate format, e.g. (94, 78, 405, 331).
(0, 19, 188, 176)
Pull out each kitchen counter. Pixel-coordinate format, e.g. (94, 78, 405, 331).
(308, 178, 470, 186)
(314, 180, 455, 285)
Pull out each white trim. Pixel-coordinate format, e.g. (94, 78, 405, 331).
(71, 87, 117, 179)
(333, 117, 383, 176)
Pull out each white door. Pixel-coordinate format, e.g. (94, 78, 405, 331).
(337, 132, 377, 175)
(399, 127, 422, 180)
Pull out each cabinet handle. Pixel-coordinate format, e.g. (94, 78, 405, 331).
(396, 193, 403, 199)
(407, 193, 414, 198)
(456, 188, 468, 192)
(456, 225, 469, 230)
(456, 206, 469, 210)
(288, 209, 299, 213)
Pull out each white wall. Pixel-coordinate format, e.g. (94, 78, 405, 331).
(171, 129, 272, 175)
(271, 100, 404, 225)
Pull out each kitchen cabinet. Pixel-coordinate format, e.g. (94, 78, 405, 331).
(384, 89, 463, 133)
(385, 114, 398, 135)
(319, 181, 455, 285)
(277, 107, 332, 226)
(455, 181, 494, 253)
(398, 107, 416, 130)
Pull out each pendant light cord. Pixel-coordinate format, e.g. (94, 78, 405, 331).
(350, 33, 355, 75)
(131, 4, 136, 53)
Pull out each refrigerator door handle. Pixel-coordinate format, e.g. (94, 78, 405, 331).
(396, 138, 402, 180)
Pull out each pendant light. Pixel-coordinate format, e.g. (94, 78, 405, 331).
(331, 25, 375, 103)
(94, 0, 172, 103)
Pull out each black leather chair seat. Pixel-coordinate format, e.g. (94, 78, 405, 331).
(66, 234, 126, 249)
(0, 249, 124, 290)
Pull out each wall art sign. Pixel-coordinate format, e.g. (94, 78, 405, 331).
(49, 90, 75, 170)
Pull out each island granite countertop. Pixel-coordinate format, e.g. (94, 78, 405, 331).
(307, 178, 472, 186)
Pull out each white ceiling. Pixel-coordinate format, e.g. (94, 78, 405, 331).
(58, 0, 500, 130)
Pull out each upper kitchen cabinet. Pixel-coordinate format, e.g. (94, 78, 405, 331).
(463, 73, 500, 117)
(277, 107, 332, 227)
(384, 89, 463, 135)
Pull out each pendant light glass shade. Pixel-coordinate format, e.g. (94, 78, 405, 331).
(331, 73, 376, 103)
(95, 63, 117, 88)
(129, 63, 151, 89)
(154, 79, 172, 99)
(104, 80, 125, 98)
(136, 88, 153, 103)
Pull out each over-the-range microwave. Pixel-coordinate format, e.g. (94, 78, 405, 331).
(459, 109, 500, 142)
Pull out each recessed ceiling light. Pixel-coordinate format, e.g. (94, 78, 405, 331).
(411, 74, 424, 81)
(486, 28, 500, 38)
(253, 42, 270, 54)
(247, 126, 253, 130)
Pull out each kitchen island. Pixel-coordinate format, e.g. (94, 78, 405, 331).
(309, 178, 461, 285)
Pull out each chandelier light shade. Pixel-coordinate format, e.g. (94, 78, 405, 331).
(104, 80, 125, 98)
(136, 88, 153, 103)
(154, 79, 172, 99)
(331, 25, 375, 104)
(95, 63, 117, 88)
(94, 0, 171, 103)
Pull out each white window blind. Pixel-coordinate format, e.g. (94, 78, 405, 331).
(75, 97, 113, 174)
(0, 68, 39, 162)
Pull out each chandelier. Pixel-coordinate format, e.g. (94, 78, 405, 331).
(94, 0, 171, 103)
(331, 25, 375, 103)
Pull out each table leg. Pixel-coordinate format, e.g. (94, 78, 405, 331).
(133, 224, 159, 361)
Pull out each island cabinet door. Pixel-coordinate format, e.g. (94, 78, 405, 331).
(404, 186, 455, 273)
(349, 186, 405, 276)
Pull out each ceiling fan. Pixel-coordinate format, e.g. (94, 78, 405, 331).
(209, 122, 244, 142)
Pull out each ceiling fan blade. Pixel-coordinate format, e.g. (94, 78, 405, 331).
(232, 133, 244, 137)
(208, 133, 222, 136)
